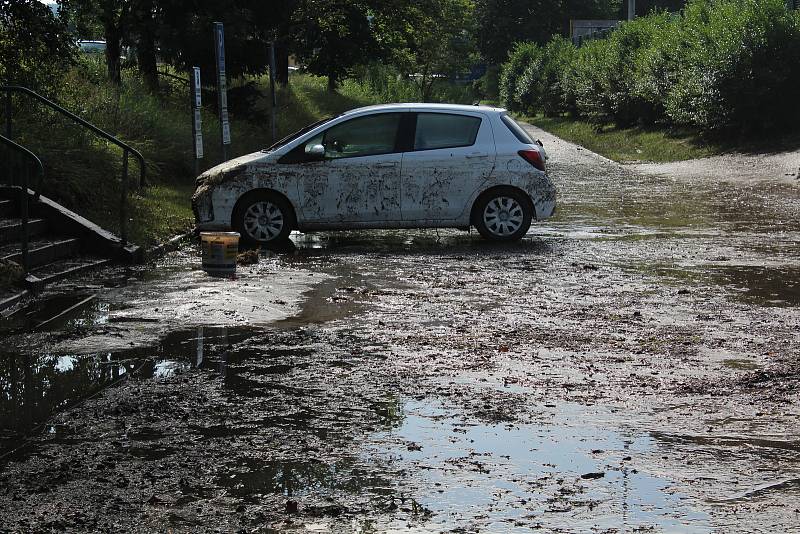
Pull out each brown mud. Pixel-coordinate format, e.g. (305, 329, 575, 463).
(0, 124, 798, 533)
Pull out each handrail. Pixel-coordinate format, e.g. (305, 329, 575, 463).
(2, 85, 147, 246)
(0, 134, 43, 275)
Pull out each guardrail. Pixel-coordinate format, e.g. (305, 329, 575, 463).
(1, 85, 146, 246)
(0, 134, 43, 274)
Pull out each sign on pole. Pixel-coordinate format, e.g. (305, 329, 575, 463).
(269, 41, 278, 142)
(214, 22, 231, 162)
(191, 67, 204, 170)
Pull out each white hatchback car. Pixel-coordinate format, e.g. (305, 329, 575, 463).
(192, 103, 556, 245)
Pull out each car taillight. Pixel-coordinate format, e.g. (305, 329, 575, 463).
(518, 149, 546, 172)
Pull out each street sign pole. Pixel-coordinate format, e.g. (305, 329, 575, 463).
(269, 41, 278, 142)
(191, 67, 204, 177)
(213, 22, 231, 162)
(628, 0, 635, 21)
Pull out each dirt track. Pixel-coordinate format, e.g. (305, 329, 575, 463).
(1, 123, 799, 533)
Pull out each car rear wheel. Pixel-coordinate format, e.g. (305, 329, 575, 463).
(474, 189, 533, 241)
(233, 192, 293, 246)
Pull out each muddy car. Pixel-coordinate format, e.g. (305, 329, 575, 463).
(192, 104, 556, 245)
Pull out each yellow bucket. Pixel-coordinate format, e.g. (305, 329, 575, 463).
(200, 232, 239, 277)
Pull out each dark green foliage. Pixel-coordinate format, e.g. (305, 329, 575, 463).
(665, 0, 800, 132)
(0, 0, 74, 87)
(503, 0, 800, 134)
(537, 36, 577, 116)
(474, 0, 623, 64)
(499, 42, 540, 112)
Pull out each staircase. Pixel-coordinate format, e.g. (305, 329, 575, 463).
(0, 85, 146, 311)
(0, 188, 124, 310)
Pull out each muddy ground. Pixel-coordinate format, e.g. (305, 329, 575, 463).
(1, 124, 799, 533)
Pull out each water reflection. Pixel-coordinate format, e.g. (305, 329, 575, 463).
(370, 400, 712, 533)
(0, 325, 251, 454)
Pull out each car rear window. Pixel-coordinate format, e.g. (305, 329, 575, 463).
(413, 113, 481, 151)
(501, 114, 534, 144)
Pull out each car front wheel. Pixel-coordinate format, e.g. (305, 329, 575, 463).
(474, 189, 533, 241)
(233, 192, 293, 246)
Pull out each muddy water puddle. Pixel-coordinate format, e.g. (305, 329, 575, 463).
(364, 399, 711, 533)
(0, 326, 257, 454)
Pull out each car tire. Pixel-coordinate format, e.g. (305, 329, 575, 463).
(473, 188, 533, 241)
(232, 191, 294, 246)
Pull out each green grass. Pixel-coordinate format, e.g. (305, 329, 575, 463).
(522, 114, 717, 163)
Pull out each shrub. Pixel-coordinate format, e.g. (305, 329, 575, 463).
(499, 42, 541, 111)
(538, 36, 578, 116)
(501, 0, 800, 135)
(666, 0, 800, 133)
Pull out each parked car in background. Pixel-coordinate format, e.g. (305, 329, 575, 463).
(192, 103, 556, 245)
(77, 40, 106, 54)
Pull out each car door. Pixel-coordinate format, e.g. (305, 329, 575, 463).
(295, 112, 405, 225)
(400, 111, 496, 222)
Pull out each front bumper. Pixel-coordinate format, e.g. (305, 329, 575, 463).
(191, 188, 215, 224)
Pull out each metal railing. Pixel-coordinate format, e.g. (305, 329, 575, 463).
(1, 85, 146, 246)
(0, 134, 43, 275)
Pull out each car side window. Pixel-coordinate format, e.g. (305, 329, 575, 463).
(304, 113, 402, 159)
(413, 113, 482, 151)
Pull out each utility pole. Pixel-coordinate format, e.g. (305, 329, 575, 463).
(628, 0, 636, 21)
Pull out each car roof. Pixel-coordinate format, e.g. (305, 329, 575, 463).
(341, 103, 507, 116)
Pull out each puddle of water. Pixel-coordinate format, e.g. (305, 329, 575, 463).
(0, 293, 108, 334)
(716, 265, 800, 307)
(216, 457, 396, 501)
(0, 325, 259, 455)
(369, 400, 711, 533)
(722, 358, 762, 371)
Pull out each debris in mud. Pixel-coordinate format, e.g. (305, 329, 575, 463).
(237, 249, 260, 265)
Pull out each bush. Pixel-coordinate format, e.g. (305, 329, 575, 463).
(499, 42, 541, 111)
(501, 0, 800, 135)
(665, 0, 800, 133)
(538, 37, 578, 117)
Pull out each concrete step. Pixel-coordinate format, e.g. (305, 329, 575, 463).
(0, 287, 29, 313)
(0, 199, 15, 218)
(0, 218, 48, 244)
(27, 256, 111, 287)
(0, 237, 81, 268)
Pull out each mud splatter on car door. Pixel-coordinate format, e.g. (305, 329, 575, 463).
(401, 111, 496, 221)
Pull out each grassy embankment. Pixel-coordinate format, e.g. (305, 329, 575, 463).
(8, 62, 384, 248)
(519, 115, 716, 163)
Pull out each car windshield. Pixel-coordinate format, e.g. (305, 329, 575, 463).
(262, 116, 335, 152)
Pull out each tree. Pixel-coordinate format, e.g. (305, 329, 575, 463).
(291, 0, 377, 91)
(0, 0, 74, 87)
(401, 0, 477, 101)
(61, 0, 129, 84)
(156, 0, 291, 80)
(474, 0, 622, 64)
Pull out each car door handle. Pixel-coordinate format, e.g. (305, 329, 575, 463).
(375, 162, 398, 168)
(465, 153, 488, 159)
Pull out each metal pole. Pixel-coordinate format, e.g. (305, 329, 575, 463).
(4, 91, 10, 138)
(20, 165, 29, 274)
(191, 68, 201, 177)
(214, 22, 230, 162)
(189, 70, 198, 178)
(269, 41, 278, 142)
(628, 0, 635, 21)
(4, 92, 10, 185)
(121, 150, 129, 248)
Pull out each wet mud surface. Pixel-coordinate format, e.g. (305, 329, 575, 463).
(1, 124, 799, 532)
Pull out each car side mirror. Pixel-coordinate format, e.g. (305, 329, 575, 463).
(305, 143, 326, 159)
